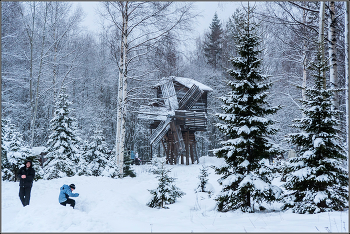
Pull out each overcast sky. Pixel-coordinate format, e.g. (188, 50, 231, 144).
(76, 1, 243, 35)
(74, 1, 246, 54)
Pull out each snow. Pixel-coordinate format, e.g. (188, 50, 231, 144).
(314, 137, 325, 148)
(31, 147, 46, 155)
(2, 156, 348, 233)
(155, 76, 213, 92)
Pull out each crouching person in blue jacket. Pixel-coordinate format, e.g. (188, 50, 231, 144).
(59, 184, 79, 208)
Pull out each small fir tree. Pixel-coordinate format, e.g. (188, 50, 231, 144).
(282, 46, 349, 214)
(122, 149, 136, 178)
(213, 7, 281, 212)
(195, 165, 212, 197)
(147, 159, 185, 209)
(204, 12, 223, 69)
(43, 87, 80, 179)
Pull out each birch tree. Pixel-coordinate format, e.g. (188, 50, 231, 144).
(319, 1, 326, 88)
(328, 1, 338, 110)
(345, 0, 349, 162)
(99, 1, 196, 175)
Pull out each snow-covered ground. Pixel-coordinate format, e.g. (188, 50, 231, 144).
(2, 156, 348, 232)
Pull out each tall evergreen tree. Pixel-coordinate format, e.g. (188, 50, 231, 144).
(213, 7, 281, 213)
(282, 46, 349, 214)
(203, 12, 223, 69)
(43, 87, 80, 180)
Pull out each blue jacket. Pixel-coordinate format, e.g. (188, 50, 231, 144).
(59, 184, 79, 203)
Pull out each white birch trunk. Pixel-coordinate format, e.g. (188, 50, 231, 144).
(302, 5, 307, 118)
(116, 2, 129, 176)
(328, 1, 338, 110)
(318, 1, 326, 88)
(345, 1, 349, 161)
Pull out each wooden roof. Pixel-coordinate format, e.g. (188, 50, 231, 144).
(154, 76, 213, 92)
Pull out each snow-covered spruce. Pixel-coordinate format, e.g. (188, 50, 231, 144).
(1, 119, 44, 181)
(43, 87, 80, 180)
(147, 158, 185, 209)
(213, 8, 282, 213)
(282, 46, 349, 214)
(195, 165, 213, 197)
(78, 126, 111, 177)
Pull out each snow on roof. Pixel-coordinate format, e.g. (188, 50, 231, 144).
(155, 76, 213, 92)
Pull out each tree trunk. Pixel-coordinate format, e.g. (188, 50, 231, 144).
(52, 2, 59, 116)
(302, 5, 307, 118)
(116, 2, 129, 176)
(345, 1, 349, 162)
(30, 2, 48, 148)
(328, 1, 338, 110)
(318, 1, 326, 88)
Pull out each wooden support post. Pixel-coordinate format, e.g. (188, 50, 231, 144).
(162, 139, 168, 164)
(186, 130, 189, 165)
(173, 141, 177, 165)
(150, 129, 153, 161)
(190, 142, 194, 164)
(170, 141, 173, 165)
(194, 140, 199, 163)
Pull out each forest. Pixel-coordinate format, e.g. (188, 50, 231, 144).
(1, 1, 349, 207)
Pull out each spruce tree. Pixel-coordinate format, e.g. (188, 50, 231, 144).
(147, 159, 185, 209)
(79, 127, 110, 176)
(1, 119, 28, 181)
(282, 47, 349, 214)
(43, 87, 79, 180)
(214, 7, 281, 213)
(195, 165, 212, 197)
(204, 12, 223, 69)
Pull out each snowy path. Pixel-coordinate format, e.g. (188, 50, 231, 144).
(2, 157, 349, 232)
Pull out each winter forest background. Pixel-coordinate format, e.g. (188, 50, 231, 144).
(1, 0, 349, 216)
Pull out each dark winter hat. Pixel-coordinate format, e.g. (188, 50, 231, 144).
(25, 160, 32, 167)
(69, 184, 76, 189)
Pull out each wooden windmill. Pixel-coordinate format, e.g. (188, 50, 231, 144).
(138, 76, 212, 165)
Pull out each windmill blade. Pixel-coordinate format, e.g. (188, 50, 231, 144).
(178, 84, 203, 110)
(170, 121, 185, 153)
(137, 105, 171, 121)
(161, 80, 178, 110)
(150, 117, 171, 145)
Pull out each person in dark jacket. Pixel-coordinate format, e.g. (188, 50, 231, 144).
(17, 160, 35, 207)
(59, 184, 79, 208)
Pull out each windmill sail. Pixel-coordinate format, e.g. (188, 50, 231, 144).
(178, 84, 203, 110)
(149, 118, 171, 145)
(161, 80, 178, 110)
